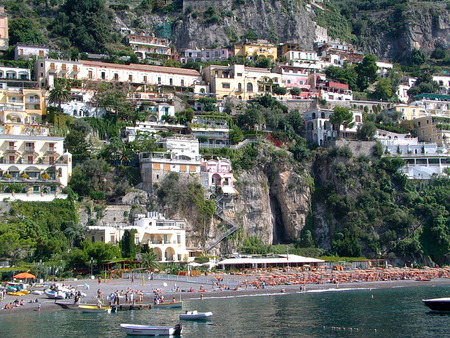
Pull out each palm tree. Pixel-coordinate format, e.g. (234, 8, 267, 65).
(48, 82, 71, 113)
(141, 250, 159, 271)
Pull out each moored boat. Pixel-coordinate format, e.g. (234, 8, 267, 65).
(55, 302, 83, 310)
(153, 301, 183, 309)
(120, 323, 182, 336)
(44, 289, 66, 299)
(79, 305, 112, 314)
(179, 310, 213, 320)
(422, 297, 450, 312)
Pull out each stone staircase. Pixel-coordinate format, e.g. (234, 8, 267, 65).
(205, 195, 239, 252)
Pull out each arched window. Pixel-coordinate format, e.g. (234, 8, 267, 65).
(247, 83, 253, 92)
(238, 83, 242, 92)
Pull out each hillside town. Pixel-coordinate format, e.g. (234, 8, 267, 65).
(0, 1, 448, 269)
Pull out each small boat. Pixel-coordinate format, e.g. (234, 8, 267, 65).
(55, 302, 83, 310)
(120, 323, 182, 336)
(153, 301, 183, 309)
(423, 297, 450, 312)
(44, 289, 66, 299)
(179, 310, 213, 320)
(7, 290, 30, 296)
(79, 305, 112, 314)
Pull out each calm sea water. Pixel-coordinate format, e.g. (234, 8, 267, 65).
(0, 284, 449, 337)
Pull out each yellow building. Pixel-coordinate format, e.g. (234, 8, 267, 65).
(0, 87, 47, 126)
(415, 116, 450, 147)
(390, 104, 426, 121)
(202, 64, 281, 100)
(233, 40, 277, 61)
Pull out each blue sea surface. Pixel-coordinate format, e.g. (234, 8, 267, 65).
(0, 284, 449, 337)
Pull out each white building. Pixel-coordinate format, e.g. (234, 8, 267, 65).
(376, 61, 393, 78)
(0, 66, 31, 80)
(34, 59, 203, 90)
(377, 130, 450, 179)
(87, 212, 189, 263)
(0, 132, 72, 200)
(14, 44, 50, 61)
(304, 108, 362, 146)
(139, 135, 201, 191)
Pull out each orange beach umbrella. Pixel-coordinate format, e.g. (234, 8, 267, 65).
(14, 272, 36, 279)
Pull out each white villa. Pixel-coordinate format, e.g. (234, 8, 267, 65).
(304, 108, 362, 146)
(139, 135, 201, 191)
(377, 130, 450, 179)
(87, 212, 189, 263)
(34, 59, 203, 90)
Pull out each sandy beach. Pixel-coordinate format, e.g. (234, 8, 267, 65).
(1, 267, 450, 316)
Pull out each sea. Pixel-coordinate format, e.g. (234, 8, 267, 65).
(0, 284, 449, 337)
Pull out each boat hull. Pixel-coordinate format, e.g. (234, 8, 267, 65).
(79, 305, 112, 314)
(179, 311, 213, 320)
(153, 302, 182, 309)
(120, 324, 182, 336)
(423, 298, 450, 312)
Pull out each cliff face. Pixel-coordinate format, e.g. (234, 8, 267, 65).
(115, 1, 449, 61)
(359, 3, 450, 60)
(199, 146, 312, 255)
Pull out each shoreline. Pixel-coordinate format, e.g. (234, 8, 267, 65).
(1, 273, 450, 317)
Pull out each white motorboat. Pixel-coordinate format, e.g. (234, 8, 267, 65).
(179, 310, 213, 320)
(120, 323, 182, 336)
(44, 289, 66, 299)
(422, 297, 450, 312)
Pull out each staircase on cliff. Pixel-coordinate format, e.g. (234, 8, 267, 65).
(205, 195, 239, 252)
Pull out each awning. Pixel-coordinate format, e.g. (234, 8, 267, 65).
(221, 185, 237, 194)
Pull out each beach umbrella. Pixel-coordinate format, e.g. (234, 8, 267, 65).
(14, 272, 36, 279)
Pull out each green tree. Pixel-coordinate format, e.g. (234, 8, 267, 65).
(229, 125, 244, 145)
(198, 97, 217, 112)
(140, 250, 159, 270)
(325, 64, 358, 91)
(121, 229, 137, 259)
(69, 159, 112, 197)
(92, 82, 136, 121)
(410, 48, 428, 65)
(237, 107, 264, 130)
(357, 121, 377, 141)
(48, 82, 71, 112)
(356, 54, 378, 91)
(373, 78, 394, 101)
(54, 0, 114, 53)
(9, 18, 46, 45)
(329, 106, 354, 137)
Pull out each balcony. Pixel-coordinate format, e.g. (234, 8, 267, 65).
(60, 65, 68, 74)
(72, 66, 80, 73)
(24, 147, 35, 153)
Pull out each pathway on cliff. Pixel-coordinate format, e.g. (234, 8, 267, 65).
(205, 195, 239, 252)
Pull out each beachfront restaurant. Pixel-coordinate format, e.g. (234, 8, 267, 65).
(217, 254, 325, 271)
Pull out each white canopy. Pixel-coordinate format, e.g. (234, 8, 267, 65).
(218, 254, 325, 266)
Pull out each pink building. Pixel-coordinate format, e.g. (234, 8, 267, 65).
(201, 159, 236, 195)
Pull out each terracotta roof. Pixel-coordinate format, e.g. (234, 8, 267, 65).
(80, 60, 201, 77)
(327, 81, 349, 90)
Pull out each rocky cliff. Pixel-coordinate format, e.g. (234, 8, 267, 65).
(114, 0, 450, 61)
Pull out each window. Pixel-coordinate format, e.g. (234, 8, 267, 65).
(237, 73, 242, 77)
(247, 83, 253, 92)
(114, 73, 119, 81)
(143, 75, 147, 82)
(49, 143, 55, 152)
(181, 79, 184, 86)
(101, 71, 105, 80)
(27, 156, 33, 164)
(222, 83, 230, 88)
(49, 156, 55, 164)
(128, 74, 133, 81)
(169, 78, 173, 86)
(158, 77, 161, 84)
(88, 70, 93, 79)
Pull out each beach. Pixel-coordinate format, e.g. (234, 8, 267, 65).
(1, 267, 450, 316)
